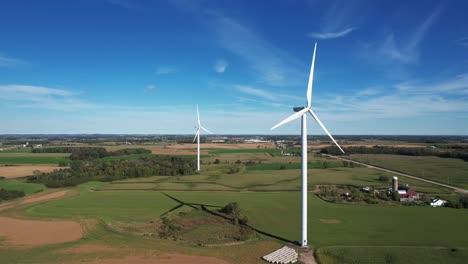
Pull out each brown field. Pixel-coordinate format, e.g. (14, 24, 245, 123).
(0, 216, 82, 246)
(73, 253, 229, 264)
(0, 153, 70, 158)
(105, 143, 276, 155)
(0, 164, 61, 178)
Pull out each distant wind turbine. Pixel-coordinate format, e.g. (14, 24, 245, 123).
(193, 105, 213, 172)
(271, 43, 344, 248)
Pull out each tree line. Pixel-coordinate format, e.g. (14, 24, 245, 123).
(33, 147, 152, 160)
(320, 146, 468, 161)
(0, 188, 25, 201)
(27, 155, 196, 188)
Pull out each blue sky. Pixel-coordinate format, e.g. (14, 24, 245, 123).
(0, 0, 467, 135)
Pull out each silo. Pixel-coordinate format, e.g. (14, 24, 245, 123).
(392, 176, 398, 192)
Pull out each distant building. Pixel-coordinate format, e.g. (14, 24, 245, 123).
(362, 187, 371, 193)
(398, 186, 419, 202)
(211, 139, 226, 143)
(430, 198, 447, 207)
(244, 139, 270, 144)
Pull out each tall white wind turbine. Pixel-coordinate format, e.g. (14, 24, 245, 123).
(193, 105, 213, 172)
(271, 43, 344, 248)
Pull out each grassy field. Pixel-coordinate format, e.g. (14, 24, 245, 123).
(0, 179, 46, 195)
(0, 153, 70, 165)
(316, 246, 468, 264)
(23, 186, 468, 249)
(0, 149, 466, 263)
(349, 154, 468, 189)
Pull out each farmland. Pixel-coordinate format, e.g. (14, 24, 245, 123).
(349, 154, 468, 189)
(0, 140, 467, 263)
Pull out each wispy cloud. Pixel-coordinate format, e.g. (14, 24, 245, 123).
(0, 85, 95, 111)
(145, 84, 156, 93)
(214, 59, 228, 73)
(204, 10, 305, 86)
(309, 27, 356, 40)
(155, 66, 177, 75)
(0, 54, 26, 67)
(317, 74, 468, 122)
(309, 1, 359, 40)
(379, 6, 442, 64)
(233, 85, 302, 103)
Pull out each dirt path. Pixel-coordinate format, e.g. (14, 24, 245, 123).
(0, 216, 82, 246)
(0, 189, 73, 212)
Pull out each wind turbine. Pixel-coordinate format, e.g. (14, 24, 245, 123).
(271, 43, 344, 248)
(193, 105, 213, 172)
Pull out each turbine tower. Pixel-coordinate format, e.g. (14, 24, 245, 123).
(193, 105, 213, 172)
(271, 43, 344, 248)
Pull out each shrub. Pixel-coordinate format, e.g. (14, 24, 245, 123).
(378, 175, 390, 182)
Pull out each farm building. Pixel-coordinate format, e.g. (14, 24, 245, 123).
(397, 186, 419, 202)
(430, 198, 447, 207)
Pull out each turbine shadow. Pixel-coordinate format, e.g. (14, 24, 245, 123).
(161, 193, 298, 246)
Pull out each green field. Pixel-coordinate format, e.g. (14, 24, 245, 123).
(0, 153, 70, 165)
(350, 154, 468, 189)
(0, 149, 466, 263)
(0, 179, 46, 195)
(23, 186, 468, 248)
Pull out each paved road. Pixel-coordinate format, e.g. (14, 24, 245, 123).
(323, 154, 468, 194)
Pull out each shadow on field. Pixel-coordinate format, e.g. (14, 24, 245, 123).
(161, 192, 298, 246)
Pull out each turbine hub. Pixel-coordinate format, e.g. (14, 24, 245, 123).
(293, 106, 306, 112)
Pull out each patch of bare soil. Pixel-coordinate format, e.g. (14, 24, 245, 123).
(0, 164, 61, 178)
(21, 190, 69, 204)
(298, 248, 317, 264)
(319, 219, 342, 224)
(0, 217, 82, 246)
(77, 254, 229, 264)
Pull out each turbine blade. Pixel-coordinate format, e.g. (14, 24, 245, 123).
(306, 43, 317, 108)
(200, 126, 213, 134)
(271, 108, 308, 130)
(192, 129, 199, 143)
(308, 109, 345, 154)
(197, 104, 200, 126)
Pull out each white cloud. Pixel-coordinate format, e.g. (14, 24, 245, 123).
(233, 84, 302, 103)
(145, 84, 156, 93)
(0, 54, 25, 67)
(206, 11, 305, 86)
(309, 27, 356, 40)
(214, 59, 228, 73)
(0, 85, 95, 111)
(155, 66, 177, 75)
(379, 6, 442, 64)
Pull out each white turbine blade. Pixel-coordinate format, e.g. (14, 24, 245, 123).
(308, 109, 345, 154)
(192, 129, 199, 143)
(200, 126, 213, 134)
(271, 108, 308, 130)
(306, 42, 317, 108)
(197, 104, 200, 126)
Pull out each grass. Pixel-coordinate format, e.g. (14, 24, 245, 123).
(349, 154, 468, 189)
(0, 153, 70, 165)
(23, 189, 468, 249)
(1, 150, 466, 264)
(246, 161, 342, 171)
(316, 246, 468, 264)
(0, 179, 46, 195)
